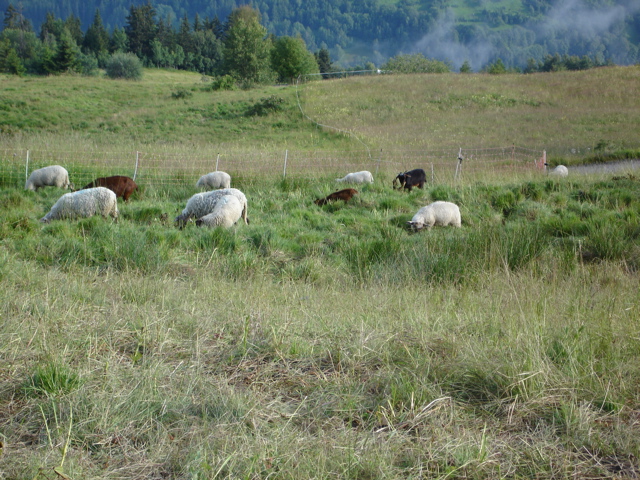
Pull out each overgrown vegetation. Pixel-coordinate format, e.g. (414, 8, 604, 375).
(1, 168, 639, 478)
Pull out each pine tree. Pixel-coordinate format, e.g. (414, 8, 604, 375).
(315, 47, 332, 77)
(53, 29, 78, 73)
(178, 14, 193, 55)
(110, 27, 128, 53)
(3, 4, 32, 31)
(125, 1, 158, 61)
(83, 9, 109, 56)
(40, 12, 62, 43)
(65, 15, 83, 46)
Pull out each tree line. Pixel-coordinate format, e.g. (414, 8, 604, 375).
(0, 3, 326, 83)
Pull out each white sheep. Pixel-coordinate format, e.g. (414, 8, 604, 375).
(336, 170, 374, 184)
(40, 187, 118, 223)
(544, 163, 569, 177)
(25, 165, 73, 191)
(196, 171, 231, 189)
(175, 187, 248, 227)
(195, 195, 243, 228)
(407, 201, 461, 231)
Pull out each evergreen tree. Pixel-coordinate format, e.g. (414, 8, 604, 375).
(314, 47, 332, 77)
(39, 12, 63, 43)
(83, 9, 109, 56)
(271, 36, 319, 83)
(156, 16, 176, 49)
(65, 14, 83, 46)
(0, 38, 26, 75)
(53, 28, 78, 73)
(223, 6, 274, 84)
(125, 1, 158, 61)
(3, 4, 32, 31)
(459, 60, 472, 73)
(178, 14, 193, 54)
(110, 27, 128, 53)
(193, 13, 201, 32)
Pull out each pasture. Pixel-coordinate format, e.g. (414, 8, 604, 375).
(1, 67, 640, 479)
(1, 165, 639, 479)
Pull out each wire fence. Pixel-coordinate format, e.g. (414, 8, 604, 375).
(0, 146, 545, 190)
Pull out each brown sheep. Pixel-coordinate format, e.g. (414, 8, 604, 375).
(81, 175, 138, 202)
(314, 188, 358, 206)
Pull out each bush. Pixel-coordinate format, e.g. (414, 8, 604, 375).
(245, 95, 285, 116)
(171, 87, 193, 99)
(105, 52, 143, 80)
(207, 74, 237, 91)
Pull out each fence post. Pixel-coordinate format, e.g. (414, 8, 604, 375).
(455, 148, 463, 180)
(133, 151, 139, 181)
(283, 150, 288, 178)
(431, 163, 434, 184)
(215, 153, 220, 171)
(25, 149, 30, 183)
(376, 149, 382, 176)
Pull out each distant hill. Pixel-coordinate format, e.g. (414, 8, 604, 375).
(1, 0, 638, 69)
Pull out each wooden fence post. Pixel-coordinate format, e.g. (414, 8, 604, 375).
(25, 149, 30, 183)
(283, 150, 288, 178)
(133, 151, 139, 181)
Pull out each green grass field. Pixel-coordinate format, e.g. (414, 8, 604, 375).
(1, 67, 640, 479)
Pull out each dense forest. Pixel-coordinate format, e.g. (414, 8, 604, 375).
(1, 0, 639, 70)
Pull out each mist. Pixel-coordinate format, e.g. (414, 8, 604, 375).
(410, 0, 640, 70)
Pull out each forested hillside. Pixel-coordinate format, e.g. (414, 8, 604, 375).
(1, 0, 639, 69)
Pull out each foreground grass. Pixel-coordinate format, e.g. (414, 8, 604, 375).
(1, 170, 639, 478)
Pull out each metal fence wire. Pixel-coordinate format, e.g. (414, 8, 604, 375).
(1, 146, 545, 189)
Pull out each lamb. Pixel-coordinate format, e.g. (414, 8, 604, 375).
(196, 171, 232, 189)
(195, 195, 243, 228)
(25, 165, 73, 191)
(336, 171, 374, 184)
(315, 188, 358, 206)
(81, 175, 137, 201)
(544, 163, 569, 177)
(175, 187, 248, 228)
(407, 201, 461, 231)
(40, 187, 118, 223)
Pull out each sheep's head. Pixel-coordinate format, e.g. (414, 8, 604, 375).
(406, 220, 425, 231)
(175, 213, 195, 229)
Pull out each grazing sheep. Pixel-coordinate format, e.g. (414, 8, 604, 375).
(544, 163, 569, 177)
(315, 188, 358, 206)
(195, 195, 243, 228)
(81, 175, 137, 201)
(393, 168, 426, 192)
(336, 171, 374, 184)
(40, 187, 118, 223)
(25, 165, 73, 191)
(175, 187, 248, 228)
(407, 201, 461, 231)
(196, 171, 232, 189)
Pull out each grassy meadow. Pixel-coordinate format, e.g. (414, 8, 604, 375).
(1, 66, 640, 160)
(1, 67, 640, 479)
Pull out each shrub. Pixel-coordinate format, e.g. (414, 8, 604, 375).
(105, 52, 143, 80)
(171, 87, 193, 99)
(245, 95, 285, 116)
(208, 75, 237, 91)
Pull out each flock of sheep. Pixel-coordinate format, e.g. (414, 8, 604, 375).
(26, 161, 568, 231)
